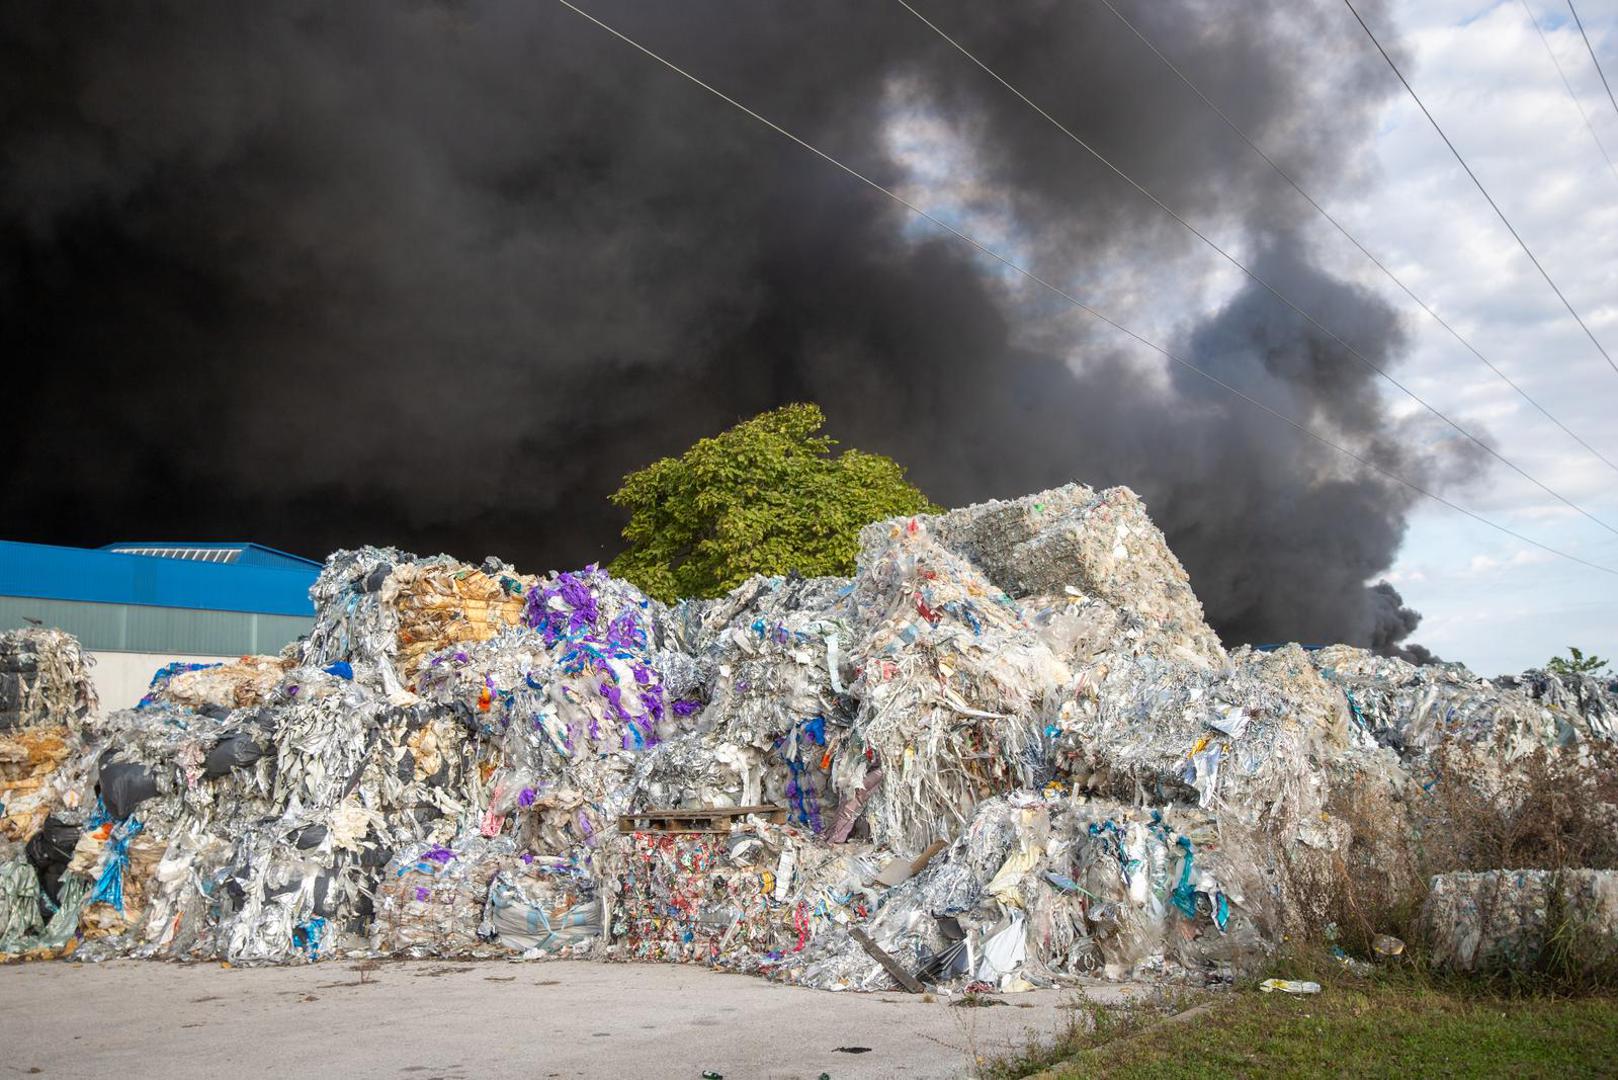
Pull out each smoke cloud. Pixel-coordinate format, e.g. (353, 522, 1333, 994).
(0, 0, 1482, 653)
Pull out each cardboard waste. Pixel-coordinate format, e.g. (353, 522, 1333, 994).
(1, 482, 1613, 989)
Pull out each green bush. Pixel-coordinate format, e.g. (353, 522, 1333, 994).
(609, 403, 938, 602)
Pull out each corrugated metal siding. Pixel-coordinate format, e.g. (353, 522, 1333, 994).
(0, 540, 317, 616)
(0, 596, 312, 655)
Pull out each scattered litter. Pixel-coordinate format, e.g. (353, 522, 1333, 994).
(1372, 934, 1405, 958)
(1259, 979, 1322, 995)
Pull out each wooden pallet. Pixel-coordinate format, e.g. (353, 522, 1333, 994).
(618, 804, 788, 834)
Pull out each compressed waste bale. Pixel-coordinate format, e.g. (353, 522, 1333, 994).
(794, 795, 1259, 990)
(303, 548, 535, 694)
(615, 824, 842, 970)
(374, 837, 526, 957)
(0, 857, 44, 949)
(1310, 645, 1581, 759)
(133, 830, 236, 959)
(920, 485, 1224, 667)
(693, 576, 851, 738)
(838, 517, 1071, 850)
(629, 731, 770, 813)
(0, 480, 1610, 993)
(222, 832, 386, 963)
(0, 852, 89, 959)
(1052, 647, 1350, 828)
(136, 660, 224, 709)
(680, 575, 854, 833)
(1494, 669, 1618, 743)
(481, 861, 601, 955)
(156, 656, 291, 712)
(0, 629, 98, 731)
(0, 726, 76, 841)
(1423, 869, 1618, 973)
(394, 563, 533, 679)
(52, 812, 169, 948)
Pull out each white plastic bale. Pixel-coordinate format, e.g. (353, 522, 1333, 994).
(1423, 869, 1618, 973)
(841, 518, 1071, 850)
(914, 485, 1224, 668)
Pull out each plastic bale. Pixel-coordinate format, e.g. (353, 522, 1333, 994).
(0, 628, 98, 732)
(1422, 869, 1618, 974)
(613, 825, 838, 973)
(920, 485, 1225, 669)
(374, 837, 527, 957)
(0, 726, 76, 842)
(837, 517, 1071, 851)
(0, 857, 44, 951)
(155, 656, 292, 713)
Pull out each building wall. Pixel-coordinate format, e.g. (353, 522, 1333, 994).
(0, 595, 312, 656)
(1, 595, 314, 712)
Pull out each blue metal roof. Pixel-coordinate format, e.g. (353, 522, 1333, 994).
(101, 541, 321, 571)
(0, 540, 319, 617)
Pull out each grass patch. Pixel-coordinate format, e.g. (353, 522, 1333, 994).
(1019, 976, 1618, 1079)
(973, 989, 1208, 1080)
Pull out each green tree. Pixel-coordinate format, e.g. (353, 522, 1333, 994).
(1546, 646, 1610, 678)
(608, 403, 939, 601)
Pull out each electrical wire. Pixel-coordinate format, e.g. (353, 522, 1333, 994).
(1568, 0, 1618, 125)
(896, 0, 1618, 537)
(1092, 0, 1618, 482)
(1519, 0, 1618, 188)
(1344, 0, 1618, 378)
(552, 0, 1618, 578)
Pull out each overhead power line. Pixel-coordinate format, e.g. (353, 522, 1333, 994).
(1343, 0, 1618, 378)
(1568, 0, 1618, 126)
(894, 0, 1618, 538)
(553, 0, 1618, 579)
(1091, 0, 1618, 483)
(1519, 0, 1618, 188)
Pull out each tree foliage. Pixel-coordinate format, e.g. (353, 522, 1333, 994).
(608, 403, 939, 602)
(1547, 646, 1610, 678)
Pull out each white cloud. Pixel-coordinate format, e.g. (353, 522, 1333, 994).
(1336, 0, 1618, 671)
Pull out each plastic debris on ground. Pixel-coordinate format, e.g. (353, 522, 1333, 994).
(0, 481, 1612, 996)
(1259, 979, 1322, 995)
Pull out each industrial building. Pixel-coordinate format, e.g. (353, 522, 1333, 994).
(0, 540, 319, 710)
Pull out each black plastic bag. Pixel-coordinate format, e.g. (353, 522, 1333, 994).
(98, 755, 159, 820)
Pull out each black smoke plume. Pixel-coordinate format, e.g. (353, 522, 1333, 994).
(0, 1, 1479, 653)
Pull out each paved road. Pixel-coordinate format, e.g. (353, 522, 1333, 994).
(0, 959, 1138, 1079)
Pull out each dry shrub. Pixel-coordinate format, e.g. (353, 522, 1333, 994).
(1418, 738, 1618, 875)
(1312, 734, 1618, 989)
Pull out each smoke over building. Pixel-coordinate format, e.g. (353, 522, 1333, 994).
(0, 0, 1480, 654)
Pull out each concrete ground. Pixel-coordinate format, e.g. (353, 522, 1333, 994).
(0, 959, 1143, 1079)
